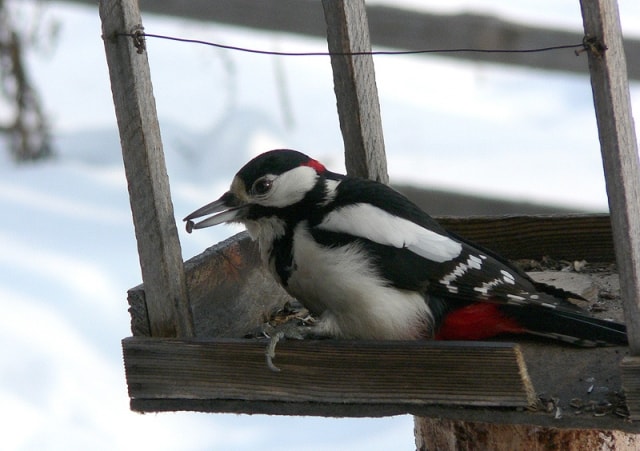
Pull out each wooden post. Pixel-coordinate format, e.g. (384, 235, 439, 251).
(414, 418, 639, 451)
(580, 0, 640, 350)
(580, 0, 640, 420)
(99, 0, 193, 337)
(322, 0, 388, 183)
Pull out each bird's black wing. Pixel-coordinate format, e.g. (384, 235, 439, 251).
(315, 177, 582, 311)
(311, 177, 626, 345)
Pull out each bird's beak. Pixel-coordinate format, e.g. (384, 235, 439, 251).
(183, 191, 247, 233)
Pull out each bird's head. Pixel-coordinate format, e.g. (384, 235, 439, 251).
(184, 149, 329, 234)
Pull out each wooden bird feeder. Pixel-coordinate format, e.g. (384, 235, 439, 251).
(100, 0, 640, 446)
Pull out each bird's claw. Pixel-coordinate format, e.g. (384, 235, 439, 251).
(265, 330, 285, 372)
(263, 322, 310, 372)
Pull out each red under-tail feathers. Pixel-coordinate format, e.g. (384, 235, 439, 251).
(435, 300, 627, 347)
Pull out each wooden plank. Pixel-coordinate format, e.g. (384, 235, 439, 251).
(123, 337, 535, 409)
(57, 0, 640, 80)
(437, 214, 614, 262)
(322, 0, 388, 183)
(99, 0, 193, 337)
(125, 341, 640, 433)
(180, 234, 288, 338)
(128, 233, 292, 338)
(122, 337, 637, 432)
(580, 0, 640, 354)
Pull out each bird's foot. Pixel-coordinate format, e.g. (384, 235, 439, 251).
(247, 302, 316, 372)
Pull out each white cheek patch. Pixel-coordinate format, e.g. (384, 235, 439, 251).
(259, 166, 318, 208)
(319, 203, 462, 263)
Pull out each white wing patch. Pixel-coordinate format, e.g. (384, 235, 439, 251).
(319, 203, 462, 262)
(473, 269, 518, 297)
(440, 254, 487, 294)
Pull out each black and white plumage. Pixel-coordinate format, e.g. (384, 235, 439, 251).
(184, 149, 627, 347)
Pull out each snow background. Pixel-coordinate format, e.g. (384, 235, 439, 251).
(1, 0, 638, 449)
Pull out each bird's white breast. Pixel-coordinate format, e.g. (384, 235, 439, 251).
(284, 223, 433, 339)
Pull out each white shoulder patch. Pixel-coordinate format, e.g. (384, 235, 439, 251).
(320, 179, 341, 206)
(319, 203, 462, 262)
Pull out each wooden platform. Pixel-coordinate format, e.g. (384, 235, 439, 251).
(125, 215, 638, 431)
(122, 337, 633, 431)
(123, 338, 535, 410)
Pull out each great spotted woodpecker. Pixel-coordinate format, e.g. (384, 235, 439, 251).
(184, 149, 627, 352)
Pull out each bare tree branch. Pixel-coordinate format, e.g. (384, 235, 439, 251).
(0, 0, 53, 162)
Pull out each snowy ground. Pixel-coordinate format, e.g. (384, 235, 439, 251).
(1, 1, 639, 450)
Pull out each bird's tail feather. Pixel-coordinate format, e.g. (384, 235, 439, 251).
(509, 306, 627, 346)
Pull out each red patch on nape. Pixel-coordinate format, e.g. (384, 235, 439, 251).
(303, 158, 326, 173)
(435, 303, 526, 341)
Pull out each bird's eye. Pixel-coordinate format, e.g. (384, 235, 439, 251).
(252, 178, 273, 195)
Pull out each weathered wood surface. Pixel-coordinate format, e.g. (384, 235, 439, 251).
(59, 0, 640, 80)
(581, 0, 640, 420)
(100, 0, 193, 337)
(438, 214, 614, 262)
(128, 233, 291, 337)
(322, 0, 388, 183)
(124, 338, 534, 408)
(122, 337, 634, 432)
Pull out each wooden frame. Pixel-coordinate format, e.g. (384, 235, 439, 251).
(100, 0, 640, 433)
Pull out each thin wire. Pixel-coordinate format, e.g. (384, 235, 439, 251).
(123, 32, 585, 57)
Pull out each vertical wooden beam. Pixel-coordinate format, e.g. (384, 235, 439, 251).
(322, 0, 388, 183)
(99, 0, 193, 337)
(580, 0, 640, 350)
(580, 0, 640, 420)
